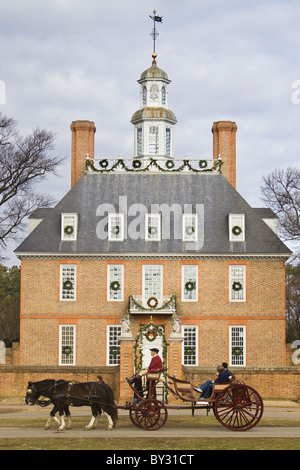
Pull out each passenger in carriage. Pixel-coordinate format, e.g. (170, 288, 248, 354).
(222, 362, 235, 381)
(194, 365, 230, 399)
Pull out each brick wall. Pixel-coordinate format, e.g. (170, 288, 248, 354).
(20, 256, 286, 368)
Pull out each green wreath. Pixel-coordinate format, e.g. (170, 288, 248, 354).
(144, 328, 158, 342)
(110, 346, 120, 356)
(63, 280, 73, 290)
(99, 159, 109, 168)
(112, 225, 120, 235)
(232, 346, 243, 356)
(148, 226, 158, 236)
(166, 159, 175, 169)
(184, 346, 195, 356)
(232, 281, 243, 291)
(185, 281, 196, 292)
(133, 160, 142, 169)
(232, 226, 242, 236)
(62, 346, 72, 356)
(110, 281, 121, 292)
(185, 225, 195, 236)
(199, 160, 208, 169)
(64, 225, 74, 236)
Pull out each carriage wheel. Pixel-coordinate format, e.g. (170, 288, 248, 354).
(214, 384, 263, 431)
(129, 401, 142, 428)
(134, 399, 168, 431)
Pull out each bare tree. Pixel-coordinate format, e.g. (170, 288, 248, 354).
(261, 167, 300, 244)
(0, 112, 63, 255)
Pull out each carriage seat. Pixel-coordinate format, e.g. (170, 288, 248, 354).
(146, 370, 163, 382)
(168, 375, 199, 402)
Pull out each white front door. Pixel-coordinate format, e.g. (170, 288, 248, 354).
(141, 334, 163, 369)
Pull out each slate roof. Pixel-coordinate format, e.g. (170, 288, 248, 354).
(15, 172, 291, 257)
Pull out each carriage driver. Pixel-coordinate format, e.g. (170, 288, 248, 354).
(136, 348, 163, 398)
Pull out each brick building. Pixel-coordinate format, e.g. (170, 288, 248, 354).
(15, 51, 291, 401)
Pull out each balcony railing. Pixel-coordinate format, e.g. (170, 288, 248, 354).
(128, 294, 176, 315)
(85, 156, 222, 174)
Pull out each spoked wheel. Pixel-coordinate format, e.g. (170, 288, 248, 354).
(214, 384, 263, 431)
(134, 398, 168, 431)
(129, 401, 141, 428)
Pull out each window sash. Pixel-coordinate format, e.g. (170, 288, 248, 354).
(229, 265, 246, 302)
(166, 128, 171, 156)
(149, 126, 159, 154)
(60, 264, 77, 301)
(142, 265, 163, 302)
(145, 214, 161, 241)
(137, 128, 143, 155)
(108, 213, 124, 241)
(59, 325, 76, 366)
(107, 265, 124, 301)
(182, 326, 198, 366)
(230, 326, 246, 366)
(182, 214, 198, 241)
(107, 326, 121, 365)
(182, 265, 198, 301)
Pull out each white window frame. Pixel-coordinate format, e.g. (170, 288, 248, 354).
(107, 264, 124, 301)
(108, 213, 124, 241)
(149, 126, 159, 154)
(59, 325, 76, 366)
(61, 213, 78, 241)
(166, 128, 171, 156)
(182, 214, 198, 242)
(182, 325, 198, 366)
(142, 265, 163, 306)
(145, 214, 161, 241)
(229, 325, 246, 366)
(229, 214, 245, 242)
(60, 264, 77, 301)
(229, 265, 246, 302)
(107, 325, 122, 366)
(182, 265, 198, 302)
(137, 128, 143, 156)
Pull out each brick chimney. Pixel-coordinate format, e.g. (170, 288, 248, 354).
(212, 121, 237, 188)
(70, 120, 96, 187)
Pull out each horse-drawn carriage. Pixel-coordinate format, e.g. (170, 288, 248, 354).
(25, 371, 263, 432)
(123, 370, 264, 432)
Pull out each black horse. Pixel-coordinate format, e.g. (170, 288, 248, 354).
(48, 381, 117, 431)
(25, 379, 72, 429)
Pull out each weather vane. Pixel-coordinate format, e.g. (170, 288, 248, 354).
(149, 9, 163, 61)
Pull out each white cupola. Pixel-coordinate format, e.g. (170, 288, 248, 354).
(131, 55, 177, 160)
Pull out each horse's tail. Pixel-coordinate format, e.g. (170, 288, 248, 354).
(104, 384, 118, 423)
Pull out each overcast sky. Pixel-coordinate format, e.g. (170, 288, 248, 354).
(1, 0, 299, 265)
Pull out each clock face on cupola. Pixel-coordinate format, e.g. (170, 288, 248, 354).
(131, 10, 177, 160)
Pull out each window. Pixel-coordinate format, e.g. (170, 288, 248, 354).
(59, 325, 76, 365)
(145, 214, 161, 241)
(137, 128, 143, 155)
(166, 128, 171, 156)
(60, 264, 77, 301)
(182, 214, 198, 241)
(107, 326, 121, 365)
(162, 86, 166, 105)
(230, 326, 246, 366)
(108, 213, 124, 241)
(107, 265, 124, 301)
(149, 126, 159, 154)
(182, 265, 198, 301)
(142, 265, 163, 305)
(229, 214, 245, 242)
(182, 326, 198, 366)
(149, 84, 159, 104)
(229, 265, 246, 302)
(143, 86, 147, 106)
(61, 213, 78, 241)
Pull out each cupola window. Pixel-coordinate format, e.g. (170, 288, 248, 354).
(162, 86, 166, 105)
(149, 126, 159, 154)
(166, 128, 171, 156)
(143, 86, 147, 106)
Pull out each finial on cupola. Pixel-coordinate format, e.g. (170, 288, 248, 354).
(149, 9, 163, 64)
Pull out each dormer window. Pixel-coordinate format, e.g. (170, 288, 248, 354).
(229, 214, 245, 242)
(61, 213, 78, 241)
(108, 213, 124, 241)
(182, 214, 198, 242)
(146, 214, 161, 241)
